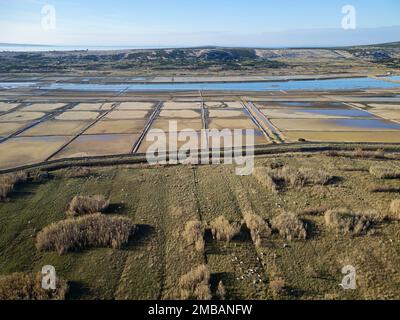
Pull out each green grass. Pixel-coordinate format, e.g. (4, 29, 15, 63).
(0, 154, 400, 300)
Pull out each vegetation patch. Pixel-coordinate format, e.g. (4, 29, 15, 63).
(183, 220, 205, 252)
(210, 216, 241, 242)
(390, 199, 400, 218)
(216, 281, 226, 300)
(369, 166, 400, 179)
(0, 272, 68, 300)
(67, 195, 110, 217)
(178, 265, 212, 300)
(271, 213, 307, 241)
(254, 166, 333, 192)
(324, 209, 382, 236)
(275, 167, 333, 188)
(36, 213, 136, 255)
(252, 167, 277, 193)
(63, 167, 92, 178)
(0, 171, 28, 201)
(243, 213, 272, 247)
(326, 148, 386, 159)
(269, 278, 286, 298)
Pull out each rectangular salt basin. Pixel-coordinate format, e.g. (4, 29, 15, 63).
(72, 103, 114, 111)
(260, 107, 373, 119)
(51, 134, 140, 159)
(138, 131, 203, 153)
(159, 110, 201, 119)
(117, 102, 155, 110)
(21, 103, 67, 112)
(204, 101, 243, 109)
(285, 131, 400, 143)
(150, 119, 203, 132)
(0, 111, 45, 122)
(84, 119, 147, 134)
(0, 102, 19, 112)
(0, 136, 72, 169)
(55, 111, 100, 121)
(271, 118, 400, 131)
(255, 102, 348, 109)
(209, 129, 270, 148)
(208, 110, 247, 118)
(208, 117, 259, 130)
(0, 122, 27, 136)
(18, 120, 89, 136)
(163, 102, 202, 110)
(366, 109, 400, 120)
(105, 110, 150, 120)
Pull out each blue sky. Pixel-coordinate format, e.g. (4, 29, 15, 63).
(0, 0, 399, 46)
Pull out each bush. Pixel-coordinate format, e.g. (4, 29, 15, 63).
(183, 220, 205, 252)
(324, 209, 377, 236)
(210, 216, 241, 242)
(27, 169, 50, 182)
(0, 171, 28, 200)
(327, 149, 385, 159)
(179, 265, 211, 300)
(36, 213, 136, 255)
(272, 213, 307, 241)
(216, 281, 226, 300)
(243, 213, 272, 247)
(64, 167, 92, 178)
(253, 168, 277, 193)
(269, 278, 286, 297)
(276, 167, 333, 188)
(390, 199, 400, 218)
(369, 166, 400, 179)
(353, 148, 385, 159)
(0, 272, 68, 300)
(67, 195, 110, 217)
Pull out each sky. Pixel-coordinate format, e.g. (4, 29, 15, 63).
(0, 0, 400, 47)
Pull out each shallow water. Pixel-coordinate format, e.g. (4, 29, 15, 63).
(333, 119, 400, 130)
(2, 77, 400, 92)
(0, 82, 36, 89)
(297, 108, 372, 117)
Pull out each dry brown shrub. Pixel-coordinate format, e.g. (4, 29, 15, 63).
(269, 278, 286, 297)
(0, 272, 68, 300)
(327, 149, 385, 159)
(183, 220, 205, 252)
(253, 167, 278, 193)
(243, 213, 272, 247)
(0, 171, 28, 200)
(369, 166, 400, 179)
(179, 265, 211, 300)
(216, 281, 226, 300)
(301, 206, 328, 216)
(36, 213, 136, 255)
(64, 167, 92, 178)
(354, 148, 385, 159)
(210, 216, 241, 242)
(370, 186, 400, 193)
(272, 213, 307, 241)
(27, 169, 50, 182)
(276, 167, 333, 188)
(67, 195, 110, 217)
(390, 199, 400, 218)
(324, 209, 378, 236)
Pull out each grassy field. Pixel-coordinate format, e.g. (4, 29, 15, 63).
(0, 152, 400, 300)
